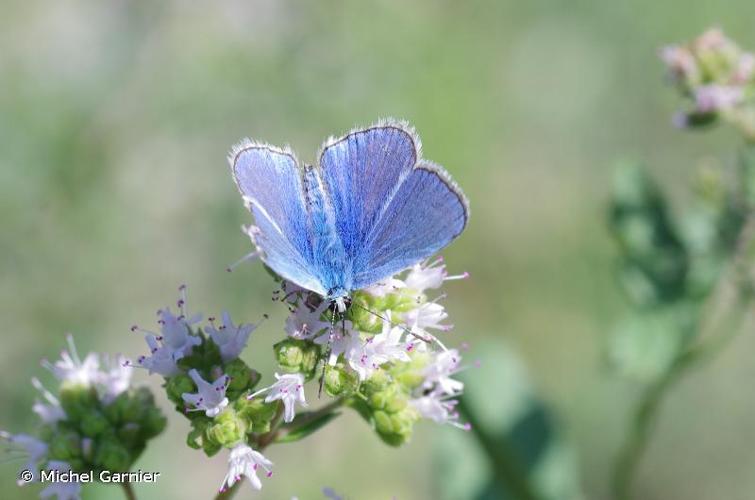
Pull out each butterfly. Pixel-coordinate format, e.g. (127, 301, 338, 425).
(229, 119, 469, 310)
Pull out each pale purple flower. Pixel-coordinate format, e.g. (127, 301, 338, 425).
(402, 302, 451, 333)
(133, 334, 181, 377)
(207, 311, 257, 362)
(31, 378, 65, 424)
(182, 369, 230, 418)
(219, 443, 273, 492)
(96, 354, 133, 404)
(157, 307, 202, 359)
(411, 390, 469, 431)
(734, 52, 755, 84)
(694, 84, 744, 113)
(0, 432, 48, 485)
(249, 373, 307, 423)
(423, 349, 464, 395)
(659, 45, 698, 83)
(313, 321, 362, 366)
(404, 257, 468, 292)
(285, 303, 330, 340)
(41, 335, 100, 386)
(347, 320, 411, 380)
(39, 461, 81, 500)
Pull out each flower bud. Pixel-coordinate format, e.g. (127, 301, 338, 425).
(205, 408, 248, 448)
(48, 429, 82, 461)
(121, 387, 155, 423)
(80, 410, 109, 437)
(372, 408, 417, 446)
(274, 339, 320, 378)
(59, 384, 98, 421)
(224, 359, 259, 396)
(390, 352, 431, 390)
(117, 422, 141, 448)
(142, 406, 168, 438)
(362, 370, 391, 395)
(235, 398, 277, 434)
(94, 437, 131, 471)
(324, 364, 359, 397)
(165, 373, 195, 406)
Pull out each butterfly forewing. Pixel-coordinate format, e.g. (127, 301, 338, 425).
(230, 143, 326, 295)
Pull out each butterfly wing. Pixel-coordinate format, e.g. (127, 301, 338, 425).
(318, 120, 468, 291)
(230, 141, 327, 296)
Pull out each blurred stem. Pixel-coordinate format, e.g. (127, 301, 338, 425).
(457, 398, 545, 500)
(120, 482, 137, 500)
(213, 399, 345, 500)
(612, 213, 755, 500)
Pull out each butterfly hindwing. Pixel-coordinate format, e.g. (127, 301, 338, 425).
(352, 160, 468, 288)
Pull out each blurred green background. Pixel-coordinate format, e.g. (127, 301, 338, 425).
(2, 1, 755, 499)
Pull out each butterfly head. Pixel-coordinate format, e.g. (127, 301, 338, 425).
(326, 287, 350, 313)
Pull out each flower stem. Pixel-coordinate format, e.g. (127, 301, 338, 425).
(612, 214, 755, 500)
(212, 398, 345, 500)
(120, 481, 137, 500)
(457, 397, 545, 500)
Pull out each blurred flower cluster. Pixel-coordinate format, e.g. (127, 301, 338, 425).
(128, 260, 469, 494)
(660, 28, 755, 139)
(1, 336, 166, 499)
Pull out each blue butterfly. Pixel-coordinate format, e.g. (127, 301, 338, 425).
(229, 119, 469, 310)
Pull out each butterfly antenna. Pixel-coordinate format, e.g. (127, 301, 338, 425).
(225, 250, 262, 273)
(350, 302, 434, 344)
(318, 303, 338, 398)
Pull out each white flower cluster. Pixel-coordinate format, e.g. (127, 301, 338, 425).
(2, 335, 135, 500)
(281, 257, 470, 430)
(129, 286, 292, 493)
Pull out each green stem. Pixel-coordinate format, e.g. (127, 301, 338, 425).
(213, 399, 345, 500)
(611, 281, 751, 500)
(457, 398, 544, 500)
(120, 481, 137, 500)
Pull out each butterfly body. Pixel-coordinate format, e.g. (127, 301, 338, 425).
(230, 119, 468, 304)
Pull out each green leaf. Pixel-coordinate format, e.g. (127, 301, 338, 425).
(607, 304, 696, 382)
(274, 410, 341, 444)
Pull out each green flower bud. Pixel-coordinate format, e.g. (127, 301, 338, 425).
(94, 438, 131, 471)
(373, 408, 417, 447)
(165, 374, 195, 406)
(123, 387, 156, 424)
(80, 410, 109, 437)
(235, 398, 277, 434)
(142, 406, 167, 438)
(205, 408, 247, 448)
(390, 351, 431, 390)
(59, 383, 98, 421)
(224, 359, 259, 397)
(362, 370, 391, 395)
(117, 422, 141, 448)
(103, 391, 129, 424)
(274, 339, 320, 378)
(48, 430, 81, 461)
(176, 334, 222, 372)
(324, 364, 359, 397)
(202, 435, 222, 457)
